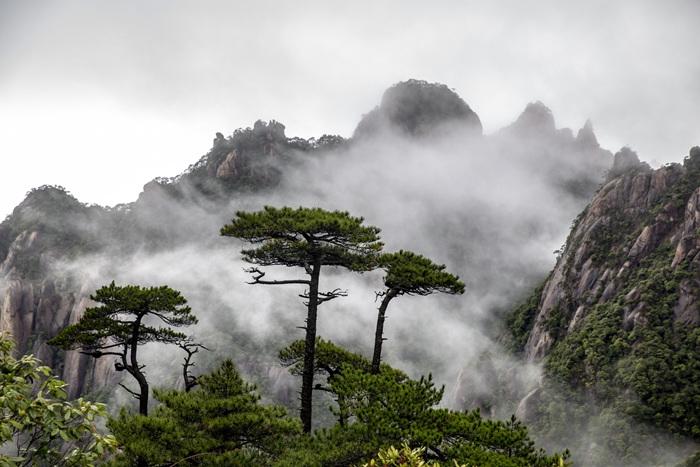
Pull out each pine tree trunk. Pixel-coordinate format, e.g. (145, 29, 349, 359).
(130, 317, 149, 416)
(300, 260, 321, 433)
(371, 289, 398, 374)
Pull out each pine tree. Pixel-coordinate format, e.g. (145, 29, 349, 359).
(107, 359, 300, 466)
(221, 206, 382, 432)
(372, 251, 464, 373)
(48, 282, 198, 415)
(276, 363, 568, 466)
(279, 337, 404, 426)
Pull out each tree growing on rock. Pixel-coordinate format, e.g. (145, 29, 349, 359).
(372, 251, 464, 373)
(48, 282, 198, 415)
(221, 206, 383, 432)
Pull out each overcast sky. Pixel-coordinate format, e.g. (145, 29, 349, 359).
(1, 0, 699, 217)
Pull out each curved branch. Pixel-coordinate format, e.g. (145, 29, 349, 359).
(118, 383, 141, 400)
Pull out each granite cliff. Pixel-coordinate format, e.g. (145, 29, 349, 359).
(508, 146, 700, 464)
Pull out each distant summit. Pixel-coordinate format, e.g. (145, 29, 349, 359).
(507, 101, 556, 135)
(353, 79, 482, 138)
(607, 146, 651, 179)
(576, 119, 599, 148)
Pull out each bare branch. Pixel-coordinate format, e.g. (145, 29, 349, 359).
(79, 350, 125, 358)
(178, 340, 209, 392)
(118, 383, 141, 400)
(245, 267, 310, 286)
(299, 288, 348, 306)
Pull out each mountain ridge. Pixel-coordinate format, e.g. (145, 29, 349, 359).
(0, 79, 612, 405)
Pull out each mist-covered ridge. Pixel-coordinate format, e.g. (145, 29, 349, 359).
(6, 79, 692, 465)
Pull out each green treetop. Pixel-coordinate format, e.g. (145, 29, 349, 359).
(221, 206, 383, 433)
(108, 359, 300, 466)
(276, 363, 568, 466)
(372, 251, 465, 373)
(48, 282, 198, 415)
(280, 337, 404, 427)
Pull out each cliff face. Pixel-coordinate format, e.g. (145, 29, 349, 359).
(523, 147, 699, 360)
(0, 224, 114, 398)
(510, 146, 700, 442)
(0, 121, 321, 398)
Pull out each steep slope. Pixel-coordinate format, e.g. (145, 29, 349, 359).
(0, 121, 324, 397)
(0, 187, 116, 397)
(509, 146, 700, 458)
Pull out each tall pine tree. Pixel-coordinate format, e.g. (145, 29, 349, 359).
(372, 251, 464, 373)
(221, 206, 382, 432)
(49, 282, 198, 415)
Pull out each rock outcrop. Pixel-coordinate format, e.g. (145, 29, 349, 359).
(510, 146, 700, 443)
(523, 147, 700, 360)
(0, 229, 114, 397)
(353, 79, 482, 138)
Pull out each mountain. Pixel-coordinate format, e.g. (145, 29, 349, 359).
(0, 79, 611, 411)
(353, 79, 482, 138)
(509, 146, 700, 465)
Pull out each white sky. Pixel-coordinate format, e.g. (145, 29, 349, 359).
(1, 0, 699, 218)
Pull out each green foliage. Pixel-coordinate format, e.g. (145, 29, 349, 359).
(49, 282, 197, 352)
(372, 250, 464, 372)
(276, 363, 568, 467)
(506, 281, 546, 352)
(49, 282, 198, 415)
(587, 214, 635, 267)
(222, 205, 383, 432)
(280, 338, 406, 427)
(108, 360, 300, 466)
(545, 246, 700, 438)
(221, 206, 383, 270)
(279, 337, 374, 378)
(647, 147, 700, 219)
(379, 251, 465, 296)
(523, 381, 695, 467)
(363, 443, 466, 466)
(0, 334, 116, 466)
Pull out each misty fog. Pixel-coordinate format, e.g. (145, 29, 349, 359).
(54, 95, 606, 406)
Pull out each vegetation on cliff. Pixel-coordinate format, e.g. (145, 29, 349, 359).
(507, 147, 700, 464)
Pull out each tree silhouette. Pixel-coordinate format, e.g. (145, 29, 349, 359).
(372, 251, 464, 373)
(49, 282, 198, 415)
(221, 206, 382, 432)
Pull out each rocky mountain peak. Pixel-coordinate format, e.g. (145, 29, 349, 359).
(353, 79, 482, 138)
(607, 146, 651, 179)
(510, 101, 556, 135)
(576, 119, 599, 148)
